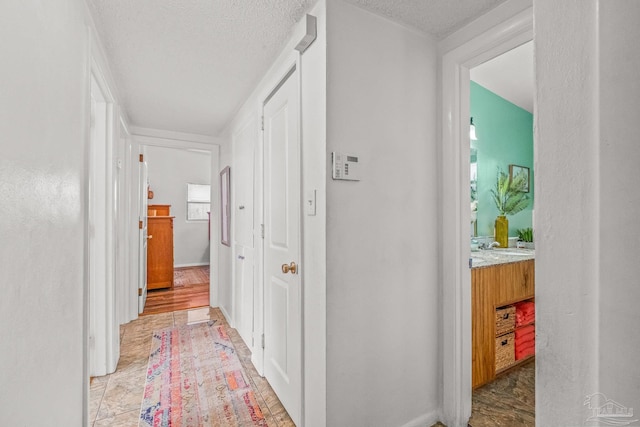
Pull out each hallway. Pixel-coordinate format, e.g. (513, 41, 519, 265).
(90, 307, 294, 426)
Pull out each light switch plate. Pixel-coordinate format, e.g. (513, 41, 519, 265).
(306, 190, 316, 216)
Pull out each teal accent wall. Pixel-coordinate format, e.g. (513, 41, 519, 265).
(471, 81, 534, 237)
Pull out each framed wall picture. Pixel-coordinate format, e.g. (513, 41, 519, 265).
(509, 164, 530, 193)
(220, 166, 231, 246)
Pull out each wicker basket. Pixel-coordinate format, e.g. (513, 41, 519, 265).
(495, 306, 516, 336)
(495, 332, 515, 372)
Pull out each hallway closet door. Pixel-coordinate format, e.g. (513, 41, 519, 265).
(233, 117, 257, 348)
(263, 66, 301, 426)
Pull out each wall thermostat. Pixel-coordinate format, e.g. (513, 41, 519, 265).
(332, 152, 361, 181)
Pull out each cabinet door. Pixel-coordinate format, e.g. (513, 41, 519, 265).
(493, 260, 535, 305)
(472, 267, 495, 388)
(147, 217, 174, 289)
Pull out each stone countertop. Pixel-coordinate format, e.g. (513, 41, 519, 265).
(470, 248, 535, 268)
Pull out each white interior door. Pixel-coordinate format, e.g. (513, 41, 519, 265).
(235, 245, 254, 343)
(89, 73, 119, 376)
(263, 67, 301, 425)
(138, 156, 148, 314)
(233, 119, 257, 348)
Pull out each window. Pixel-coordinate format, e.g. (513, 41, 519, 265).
(187, 183, 210, 221)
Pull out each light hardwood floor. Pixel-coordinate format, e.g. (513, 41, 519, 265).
(142, 265, 210, 315)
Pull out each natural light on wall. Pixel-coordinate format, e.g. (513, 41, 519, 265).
(187, 183, 211, 220)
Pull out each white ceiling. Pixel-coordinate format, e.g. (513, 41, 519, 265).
(470, 41, 534, 113)
(88, 0, 509, 137)
(345, 0, 507, 38)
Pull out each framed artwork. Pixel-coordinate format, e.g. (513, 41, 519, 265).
(220, 166, 231, 246)
(509, 164, 530, 193)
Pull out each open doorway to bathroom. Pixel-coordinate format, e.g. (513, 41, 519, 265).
(468, 41, 535, 427)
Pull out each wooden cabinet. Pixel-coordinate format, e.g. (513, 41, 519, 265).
(147, 205, 174, 290)
(472, 260, 534, 388)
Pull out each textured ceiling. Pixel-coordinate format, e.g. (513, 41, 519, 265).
(471, 41, 534, 113)
(88, 0, 316, 136)
(88, 0, 509, 137)
(344, 0, 508, 39)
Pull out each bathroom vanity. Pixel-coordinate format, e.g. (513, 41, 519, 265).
(471, 249, 535, 388)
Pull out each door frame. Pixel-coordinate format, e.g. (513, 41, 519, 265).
(88, 58, 120, 376)
(137, 155, 149, 314)
(439, 6, 533, 426)
(131, 130, 221, 310)
(117, 117, 138, 325)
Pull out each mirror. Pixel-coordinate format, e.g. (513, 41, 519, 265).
(470, 147, 478, 237)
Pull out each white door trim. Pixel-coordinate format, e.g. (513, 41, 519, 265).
(131, 133, 221, 309)
(89, 59, 119, 376)
(137, 155, 149, 314)
(439, 6, 533, 426)
(117, 118, 138, 325)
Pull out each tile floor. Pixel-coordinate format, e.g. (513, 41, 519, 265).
(469, 361, 535, 427)
(90, 307, 294, 426)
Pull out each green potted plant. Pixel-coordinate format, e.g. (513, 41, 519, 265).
(517, 227, 534, 249)
(490, 168, 530, 248)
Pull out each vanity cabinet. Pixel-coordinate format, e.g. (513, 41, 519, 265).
(147, 205, 174, 290)
(472, 259, 534, 388)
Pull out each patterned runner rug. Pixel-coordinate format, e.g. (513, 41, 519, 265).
(139, 321, 266, 427)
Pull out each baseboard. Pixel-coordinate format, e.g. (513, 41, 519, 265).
(174, 262, 210, 268)
(219, 305, 234, 328)
(399, 410, 441, 427)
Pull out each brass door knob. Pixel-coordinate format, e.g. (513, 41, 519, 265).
(147, 235, 153, 239)
(281, 262, 297, 274)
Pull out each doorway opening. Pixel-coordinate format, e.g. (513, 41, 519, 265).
(138, 145, 213, 316)
(439, 6, 533, 427)
(468, 40, 535, 427)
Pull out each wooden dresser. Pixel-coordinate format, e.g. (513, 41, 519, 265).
(147, 204, 174, 290)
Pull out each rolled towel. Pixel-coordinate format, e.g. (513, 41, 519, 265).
(516, 347, 535, 360)
(516, 338, 535, 349)
(516, 301, 535, 314)
(515, 325, 535, 357)
(515, 301, 536, 326)
(515, 324, 535, 339)
(516, 331, 535, 342)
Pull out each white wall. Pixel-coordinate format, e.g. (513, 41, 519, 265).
(325, 2, 439, 425)
(145, 145, 211, 267)
(535, 0, 640, 424)
(0, 0, 89, 424)
(300, 2, 327, 425)
(597, 2, 640, 411)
